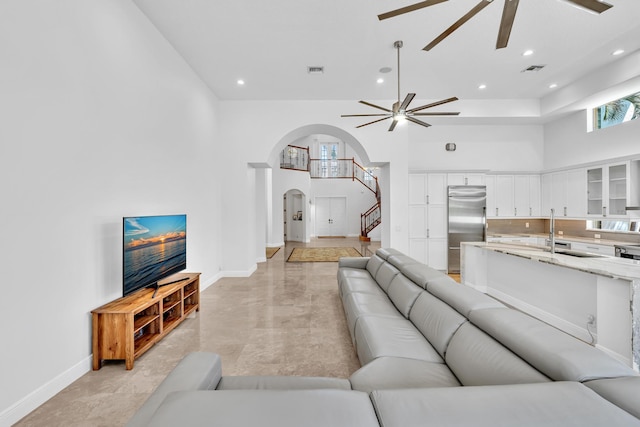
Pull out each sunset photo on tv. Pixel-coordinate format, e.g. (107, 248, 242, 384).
(123, 214, 187, 296)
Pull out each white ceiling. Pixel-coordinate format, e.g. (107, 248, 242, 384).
(133, 0, 640, 115)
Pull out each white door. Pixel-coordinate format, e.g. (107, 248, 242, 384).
(315, 197, 347, 237)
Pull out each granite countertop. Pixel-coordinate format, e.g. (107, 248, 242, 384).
(487, 233, 635, 247)
(463, 241, 640, 281)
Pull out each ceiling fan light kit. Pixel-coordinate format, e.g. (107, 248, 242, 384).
(341, 40, 460, 131)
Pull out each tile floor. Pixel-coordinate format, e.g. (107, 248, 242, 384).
(15, 238, 380, 426)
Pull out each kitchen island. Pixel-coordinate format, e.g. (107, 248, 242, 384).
(461, 241, 640, 371)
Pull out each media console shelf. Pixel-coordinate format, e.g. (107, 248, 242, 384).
(92, 272, 200, 370)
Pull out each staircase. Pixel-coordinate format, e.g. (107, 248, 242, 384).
(281, 145, 381, 240)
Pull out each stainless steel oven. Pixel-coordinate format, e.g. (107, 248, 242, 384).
(614, 244, 640, 260)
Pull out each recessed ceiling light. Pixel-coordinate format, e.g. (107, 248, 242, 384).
(478, 84, 487, 90)
(379, 67, 392, 74)
(523, 49, 534, 56)
(549, 83, 558, 89)
(237, 79, 245, 86)
(612, 49, 625, 56)
(376, 78, 384, 84)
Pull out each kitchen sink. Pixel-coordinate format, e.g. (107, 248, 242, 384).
(553, 249, 604, 258)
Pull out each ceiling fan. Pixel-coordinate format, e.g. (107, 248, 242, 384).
(378, 0, 613, 51)
(341, 40, 460, 131)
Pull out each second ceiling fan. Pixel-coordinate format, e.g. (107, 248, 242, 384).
(378, 0, 613, 51)
(341, 40, 460, 131)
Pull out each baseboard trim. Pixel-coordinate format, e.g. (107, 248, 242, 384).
(221, 263, 257, 278)
(1, 355, 92, 426)
(200, 272, 222, 292)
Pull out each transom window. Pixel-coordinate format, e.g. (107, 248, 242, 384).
(593, 91, 640, 130)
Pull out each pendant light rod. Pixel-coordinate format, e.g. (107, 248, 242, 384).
(394, 40, 403, 104)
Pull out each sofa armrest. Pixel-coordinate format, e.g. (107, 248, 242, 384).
(126, 352, 222, 427)
(338, 257, 369, 269)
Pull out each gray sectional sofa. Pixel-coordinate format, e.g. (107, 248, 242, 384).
(127, 248, 640, 426)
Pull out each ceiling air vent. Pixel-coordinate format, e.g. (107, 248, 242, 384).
(307, 66, 324, 74)
(521, 65, 546, 73)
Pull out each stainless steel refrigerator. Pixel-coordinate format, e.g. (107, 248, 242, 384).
(447, 186, 487, 273)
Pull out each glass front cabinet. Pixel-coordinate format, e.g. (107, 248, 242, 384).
(587, 162, 629, 217)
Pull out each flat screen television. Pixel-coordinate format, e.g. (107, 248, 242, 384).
(123, 214, 187, 297)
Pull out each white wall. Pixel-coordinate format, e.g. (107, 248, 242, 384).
(218, 100, 410, 272)
(309, 179, 381, 239)
(544, 110, 640, 170)
(0, 1, 222, 424)
(408, 124, 545, 172)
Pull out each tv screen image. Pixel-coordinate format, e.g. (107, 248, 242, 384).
(123, 214, 187, 296)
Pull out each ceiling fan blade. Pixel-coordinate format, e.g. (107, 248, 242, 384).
(406, 117, 432, 128)
(563, 0, 612, 14)
(356, 116, 392, 128)
(399, 93, 416, 111)
(496, 0, 519, 49)
(407, 96, 459, 113)
(412, 112, 460, 116)
(378, 0, 448, 21)
(388, 119, 399, 132)
(359, 100, 392, 112)
(423, 0, 493, 51)
(341, 114, 390, 117)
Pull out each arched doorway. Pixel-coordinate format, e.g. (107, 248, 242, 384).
(283, 189, 307, 242)
(254, 123, 390, 263)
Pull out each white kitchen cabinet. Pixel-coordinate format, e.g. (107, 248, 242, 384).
(487, 174, 540, 218)
(570, 241, 615, 257)
(587, 162, 630, 218)
(485, 175, 496, 219)
(408, 173, 448, 270)
(542, 169, 585, 218)
(494, 175, 515, 217)
(447, 173, 485, 186)
(514, 175, 541, 217)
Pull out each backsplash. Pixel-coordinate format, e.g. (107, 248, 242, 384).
(488, 218, 640, 244)
(487, 219, 545, 235)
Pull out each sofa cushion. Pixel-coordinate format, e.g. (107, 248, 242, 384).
(400, 263, 444, 289)
(126, 352, 222, 427)
(349, 356, 460, 393)
(376, 248, 403, 260)
(445, 322, 550, 386)
(217, 376, 352, 390)
(354, 315, 443, 366)
(147, 390, 380, 427)
(371, 382, 640, 427)
(408, 292, 467, 358)
(386, 254, 420, 270)
(427, 279, 504, 317)
(339, 276, 386, 299)
(585, 377, 640, 419)
(374, 262, 401, 293)
(365, 254, 385, 278)
(343, 293, 402, 340)
(470, 308, 637, 382)
(337, 257, 370, 287)
(387, 274, 423, 318)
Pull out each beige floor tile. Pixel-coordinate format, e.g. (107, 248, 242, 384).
(15, 237, 379, 426)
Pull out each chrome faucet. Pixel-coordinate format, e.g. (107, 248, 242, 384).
(549, 208, 555, 254)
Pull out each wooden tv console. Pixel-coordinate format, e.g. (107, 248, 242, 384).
(91, 272, 200, 370)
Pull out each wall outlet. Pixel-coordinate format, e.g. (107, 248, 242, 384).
(594, 234, 601, 239)
(525, 222, 529, 228)
(558, 231, 563, 235)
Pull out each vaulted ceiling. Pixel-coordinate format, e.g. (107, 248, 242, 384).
(133, 0, 640, 121)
